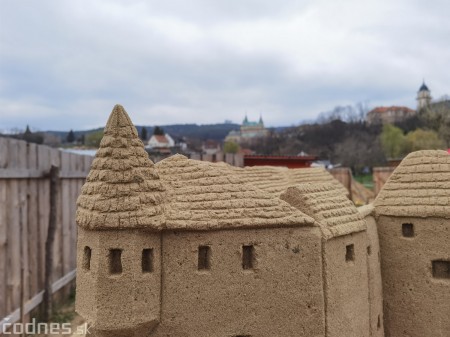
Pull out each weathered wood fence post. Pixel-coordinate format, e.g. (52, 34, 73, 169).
(43, 165, 59, 322)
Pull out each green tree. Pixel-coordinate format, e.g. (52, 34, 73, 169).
(153, 126, 164, 135)
(405, 128, 444, 152)
(84, 130, 104, 148)
(380, 124, 408, 159)
(22, 125, 44, 144)
(140, 127, 148, 141)
(66, 129, 75, 143)
(223, 141, 240, 154)
(418, 101, 450, 146)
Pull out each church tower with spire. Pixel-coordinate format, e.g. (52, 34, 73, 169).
(417, 81, 432, 110)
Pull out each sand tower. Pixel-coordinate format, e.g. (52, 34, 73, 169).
(75, 105, 166, 337)
(281, 182, 376, 337)
(374, 150, 450, 337)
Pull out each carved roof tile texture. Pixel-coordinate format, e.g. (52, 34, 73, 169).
(226, 165, 347, 197)
(287, 167, 349, 197)
(155, 155, 315, 229)
(230, 165, 293, 195)
(374, 150, 450, 218)
(280, 182, 366, 237)
(76, 105, 166, 230)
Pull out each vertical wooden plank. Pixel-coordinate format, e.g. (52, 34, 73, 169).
(6, 179, 21, 317)
(52, 149, 63, 285)
(0, 137, 9, 168)
(6, 141, 27, 319)
(55, 150, 70, 302)
(18, 142, 30, 326)
(7, 138, 19, 168)
(69, 155, 80, 271)
(27, 143, 39, 300)
(0, 137, 9, 317)
(83, 155, 93, 173)
(0, 176, 7, 318)
(37, 146, 50, 292)
(43, 165, 59, 321)
(62, 151, 72, 275)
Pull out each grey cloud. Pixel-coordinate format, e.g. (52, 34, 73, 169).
(0, 0, 449, 131)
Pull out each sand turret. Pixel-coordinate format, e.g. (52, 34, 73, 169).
(281, 182, 374, 337)
(373, 150, 450, 337)
(76, 105, 164, 337)
(76, 104, 165, 230)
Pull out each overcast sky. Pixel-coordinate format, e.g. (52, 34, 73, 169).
(1, 0, 449, 131)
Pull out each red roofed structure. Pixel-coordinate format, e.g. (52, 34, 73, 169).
(367, 106, 416, 124)
(244, 155, 318, 168)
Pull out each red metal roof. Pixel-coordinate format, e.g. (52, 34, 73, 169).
(368, 106, 415, 114)
(244, 155, 318, 168)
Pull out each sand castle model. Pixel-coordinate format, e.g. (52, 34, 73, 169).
(75, 105, 449, 337)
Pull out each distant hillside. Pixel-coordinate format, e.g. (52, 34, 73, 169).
(46, 123, 241, 141)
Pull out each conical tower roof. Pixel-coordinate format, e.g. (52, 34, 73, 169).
(419, 81, 429, 92)
(76, 105, 166, 230)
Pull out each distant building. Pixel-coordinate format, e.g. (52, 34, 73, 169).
(202, 139, 221, 155)
(146, 134, 175, 149)
(366, 106, 416, 124)
(417, 82, 450, 114)
(416, 82, 432, 110)
(366, 81, 449, 124)
(225, 115, 269, 143)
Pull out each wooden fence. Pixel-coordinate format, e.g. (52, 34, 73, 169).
(373, 167, 395, 195)
(188, 152, 244, 167)
(0, 137, 93, 334)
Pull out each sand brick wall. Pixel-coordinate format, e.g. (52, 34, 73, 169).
(377, 216, 450, 337)
(323, 231, 370, 337)
(152, 227, 325, 337)
(363, 214, 384, 337)
(76, 229, 161, 336)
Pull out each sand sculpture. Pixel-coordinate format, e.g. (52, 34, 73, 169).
(373, 150, 450, 336)
(76, 105, 449, 337)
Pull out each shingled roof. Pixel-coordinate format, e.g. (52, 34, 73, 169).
(231, 165, 293, 196)
(155, 154, 315, 230)
(76, 105, 166, 230)
(288, 167, 349, 197)
(374, 150, 450, 218)
(280, 182, 366, 237)
(226, 165, 348, 198)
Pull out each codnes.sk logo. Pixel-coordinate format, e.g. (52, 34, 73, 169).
(1, 317, 91, 335)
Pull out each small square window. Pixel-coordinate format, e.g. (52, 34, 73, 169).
(109, 249, 123, 275)
(142, 249, 154, 273)
(198, 246, 211, 270)
(346, 244, 355, 262)
(242, 245, 255, 270)
(402, 223, 414, 237)
(432, 260, 450, 279)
